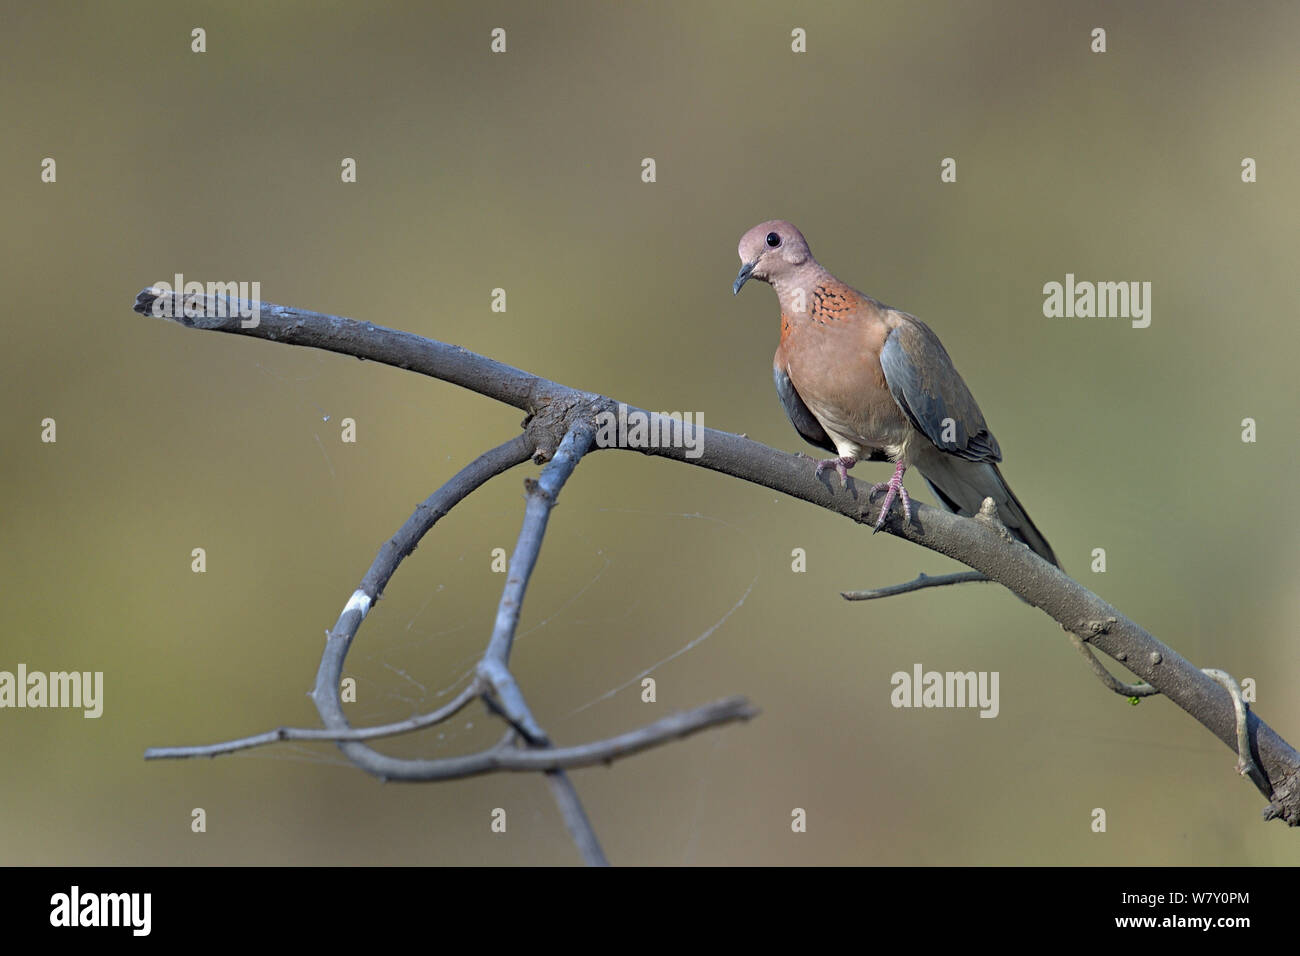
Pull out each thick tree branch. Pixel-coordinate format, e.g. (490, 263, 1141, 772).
(133, 288, 1300, 827)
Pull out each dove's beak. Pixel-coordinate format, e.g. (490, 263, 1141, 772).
(733, 260, 757, 295)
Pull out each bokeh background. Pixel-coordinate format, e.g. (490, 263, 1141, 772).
(2, 1, 1297, 865)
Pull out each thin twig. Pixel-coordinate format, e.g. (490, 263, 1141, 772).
(545, 771, 610, 867)
(1203, 669, 1268, 794)
(144, 684, 479, 759)
(841, 570, 990, 601)
(1065, 633, 1158, 697)
(315, 696, 758, 781)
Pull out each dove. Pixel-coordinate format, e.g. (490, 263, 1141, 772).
(734, 219, 1058, 567)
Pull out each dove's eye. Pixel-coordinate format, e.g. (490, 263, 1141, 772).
(766, 232, 781, 247)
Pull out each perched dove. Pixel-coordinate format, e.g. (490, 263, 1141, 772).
(733, 219, 1058, 567)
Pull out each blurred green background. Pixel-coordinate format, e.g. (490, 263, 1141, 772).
(2, 0, 1297, 865)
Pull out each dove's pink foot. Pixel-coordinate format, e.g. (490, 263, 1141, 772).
(814, 455, 856, 483)
(869, 461, 912, 531)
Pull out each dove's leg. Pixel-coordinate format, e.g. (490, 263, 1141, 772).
(869, 461, 912, 530)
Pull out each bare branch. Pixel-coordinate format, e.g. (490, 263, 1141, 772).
(143, 684, 479, 759)
(485, 423, 596, 668)
(472, 423, 603, 860)
(306, 696, 758, 781)
(309, 433, 535, 774)
(1203, 668, 1268, 794)
(145, 433, 536, 766)
(132, 289, 1300, 827)
(1065, 632, 1158, 698)
(841, 570, 991, 601)
(544, 771, 610, 867)
(133, 288, 549, 413)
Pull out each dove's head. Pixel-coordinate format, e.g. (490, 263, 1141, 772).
(733, 220, 814, 295)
